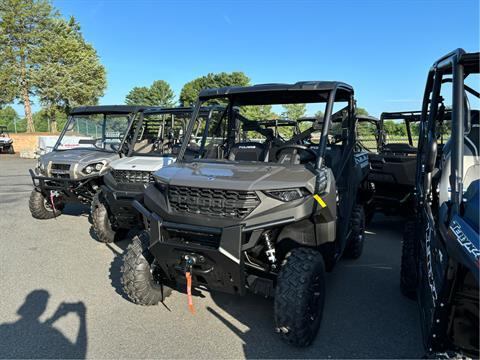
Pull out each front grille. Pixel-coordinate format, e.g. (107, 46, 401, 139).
(50, 163, 71, 178)
(111, 170, 154, 184)
(168, 185, 260, 219)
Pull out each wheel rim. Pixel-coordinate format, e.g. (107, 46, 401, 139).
(43, 198, 54, 212)
(149, 260, 163, 290)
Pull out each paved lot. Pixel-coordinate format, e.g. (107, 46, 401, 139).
(0, 157, 423, 359)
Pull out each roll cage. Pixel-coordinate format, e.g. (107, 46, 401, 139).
(380, 111, 421, 149)
(0, 125, 9, 136)
(176, 81, 356, 171)
(417, 49, 479, 213)
(124, 106, 224, 157)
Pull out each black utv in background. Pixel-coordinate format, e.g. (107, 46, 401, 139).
(120, 81, 371, 346)
(400, 49, 479, 358)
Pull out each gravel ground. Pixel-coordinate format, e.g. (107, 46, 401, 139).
(0, 157, 423, 359)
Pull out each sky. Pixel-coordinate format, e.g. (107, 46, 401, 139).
(17, 0, 480, 117)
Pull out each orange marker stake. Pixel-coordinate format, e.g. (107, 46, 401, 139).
(186, 271, 195, 314)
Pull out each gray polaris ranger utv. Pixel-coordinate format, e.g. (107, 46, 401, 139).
(29, 105, 144, 219)
(121, 82, 370, 347)
(91, 106, 223, 243)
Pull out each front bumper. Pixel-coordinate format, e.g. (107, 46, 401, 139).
(101, 183, 144, 229)
(134, 200, 263, 295)
(29, 168, 96, 201)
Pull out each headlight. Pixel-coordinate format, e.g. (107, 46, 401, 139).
(82, 162, 105, 175)
(264, 188, 309, 202)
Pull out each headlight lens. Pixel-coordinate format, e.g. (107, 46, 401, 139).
(264, 188, 309, 202)
(83, 162, 105, 175)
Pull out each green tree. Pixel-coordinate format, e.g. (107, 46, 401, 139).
(356, 107, 369, 116)
(241, 105, 276, 120)
(125, 80, 175, 107)
(281, 103, 306, 120)
(125, 86, 150, 105)
(0, 0, 55, 132)
(33, 16, 106, 132)
(179, 72, 250, 106)
(0, 106, 20, 132)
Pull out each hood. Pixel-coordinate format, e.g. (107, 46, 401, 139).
(40, 148, 117, 164)
(153, 161, 316, 192)
(0, 137, 12, 143)
(110, 156, 176, 172)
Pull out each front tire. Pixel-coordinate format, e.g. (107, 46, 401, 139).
(121, 231, 172, 305)
(274, 247, 326, 347)
(91, 192, 127, 243)
(400, 219, 418, 300)
(343, 204, 365, 259)
(29, 189, 61, 219)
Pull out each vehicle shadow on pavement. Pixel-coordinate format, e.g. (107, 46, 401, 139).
(206, 215, 422, 359)
(62, 203, 90, 218)
(0, 289, 87, 359)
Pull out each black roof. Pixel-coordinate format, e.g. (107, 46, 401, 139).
(381, 111, 422, 121)
(381, 110, 451, 122)
(356, 115, 380, 123)
(143, 105, 224, 115)
(69, 105, 147, 115)
(431, 48, 479, 75)
(256, 119, 298, 126)
(198, 81, 354, 105)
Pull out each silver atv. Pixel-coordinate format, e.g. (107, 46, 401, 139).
(0, 126, 14, 154)
(28, 105, 145, 219)
(91, 106, 223, 243)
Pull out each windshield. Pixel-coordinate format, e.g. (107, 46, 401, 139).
(55, 113, 131, 151)
(178, 90, 353, 168)
(357, 120, 379, 152)
(129, 110, 218, 156)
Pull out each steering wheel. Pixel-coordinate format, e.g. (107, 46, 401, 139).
(274, 144, 317, 161)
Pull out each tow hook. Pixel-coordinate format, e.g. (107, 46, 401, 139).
(184, 255, 196, 314)
(49, 190, 60, 218)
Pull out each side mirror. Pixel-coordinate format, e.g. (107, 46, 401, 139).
(425, 136, 437, 173)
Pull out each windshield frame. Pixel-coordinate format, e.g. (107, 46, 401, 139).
(124, 107, 223, 157)
(176, 86, 356, 170)
(53, 111, 138, 153)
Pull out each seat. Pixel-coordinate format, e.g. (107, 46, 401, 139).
(383, 143, 417, 154)
(133, 139, 153, 154)
(228, 142, 266, 161)
(439, 110, 480, 205)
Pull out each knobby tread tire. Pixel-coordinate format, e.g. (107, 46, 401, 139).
(29, 189, 60, 219)
(274, 247, 326, 347)
(121, 231, 171, 305)
(344, 204, 365, 259)
(91, 192, 127, 243)
(400, 219, 418, 300)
